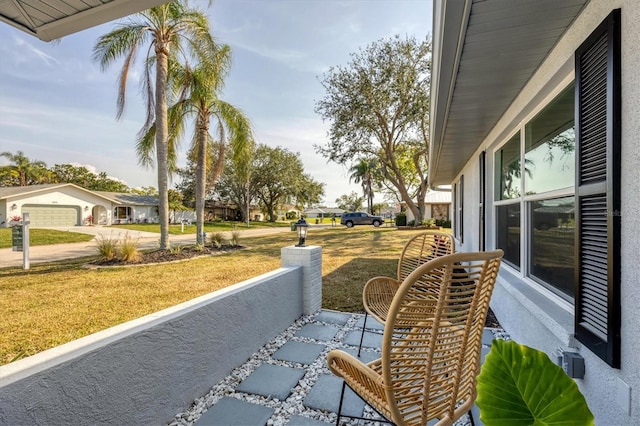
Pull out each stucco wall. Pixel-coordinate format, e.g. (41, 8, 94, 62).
(452, 0, 639, 423)
(0, 255, 317, 425)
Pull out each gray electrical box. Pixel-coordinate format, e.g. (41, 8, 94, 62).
(562, 351, 585, 379)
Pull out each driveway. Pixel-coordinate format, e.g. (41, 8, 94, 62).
(0, 225, 296, 269)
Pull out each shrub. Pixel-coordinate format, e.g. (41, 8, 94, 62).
(230, 230, 242, 247)
(407, 220, 416, 227)
(425, 218, 436, 228)
(95, 234, 119, 261)
(395, 213, 407, 226)
(435, 219, 444, 227)
(119, 234, 141, 262)
(209, 232, 225, 248)
(169, 243, 183, 254)
(442, 220, 452, 228)
(285, 211, 298, 220)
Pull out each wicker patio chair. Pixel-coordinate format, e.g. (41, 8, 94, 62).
(328, 249, 503, 426)
(357, 231, 455, 355)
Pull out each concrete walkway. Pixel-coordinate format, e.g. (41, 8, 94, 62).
(0, 225, 296, 268)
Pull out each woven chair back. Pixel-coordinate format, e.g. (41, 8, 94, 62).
(397, 231, 455, 282)
(382, 250, 503, 425)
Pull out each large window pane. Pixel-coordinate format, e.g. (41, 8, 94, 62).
(529, 197, 575, 299)
(525, 84, 575, 194)
(496, 204, 520, 268)
(495, 133, 521, 200)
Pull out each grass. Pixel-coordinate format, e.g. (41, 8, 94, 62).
(110, 220, 289, 235)
(0, 227, 430, 365)
(0, 228, 94, 249)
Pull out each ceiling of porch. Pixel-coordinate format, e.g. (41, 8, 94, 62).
(429, 0, 590, 187)
(0, 0, 170, 41)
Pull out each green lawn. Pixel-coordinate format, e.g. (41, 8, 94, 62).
(110, 220, 290, 235)
(0, 227, 429, 365)
(0, 221, 290, 248)
(0, 228, 94, 249)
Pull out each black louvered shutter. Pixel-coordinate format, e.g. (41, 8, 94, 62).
(574, 9, 621, 368)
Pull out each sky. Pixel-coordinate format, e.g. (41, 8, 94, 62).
(0, 0, 432, 206)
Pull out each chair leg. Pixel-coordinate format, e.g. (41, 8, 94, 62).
(357, 312, 368, 357)
(336, 380, 347, 425)
(468, 409, 476, 426)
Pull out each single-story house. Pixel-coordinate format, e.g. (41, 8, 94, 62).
(303, 207, 346, 219)
(430, 0, 638, 424)
(403, 190, 452, 223)
(0, 184, 159, 227)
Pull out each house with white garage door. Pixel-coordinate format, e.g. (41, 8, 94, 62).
(0, 184, 159, 227)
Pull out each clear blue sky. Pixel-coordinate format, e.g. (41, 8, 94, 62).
(0, 0, 432, 206)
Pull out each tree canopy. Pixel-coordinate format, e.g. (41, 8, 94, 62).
(205, 144, 324, 222)
(315, 35, 432, 222)
(0, 151, 51, 186)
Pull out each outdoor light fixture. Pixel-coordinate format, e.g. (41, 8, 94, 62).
(295, 218, 309, 247)
(84, 206, 89, 211)
(10, 203, 17, 211)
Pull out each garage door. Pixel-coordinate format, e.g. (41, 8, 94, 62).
(22, 205, 80, 227)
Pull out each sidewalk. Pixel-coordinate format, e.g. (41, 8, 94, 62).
(0, 225, 295, 269)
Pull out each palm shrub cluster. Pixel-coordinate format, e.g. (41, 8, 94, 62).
(95, 234, 141, 262)
(209, 232, 225, 248)
(93, 1, 252, 250)
(207, 231, 242, 248)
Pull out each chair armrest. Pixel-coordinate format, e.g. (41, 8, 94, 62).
(327, 349, 387, 401)
(362, 276, 401, 323)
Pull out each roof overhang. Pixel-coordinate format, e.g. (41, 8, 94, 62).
(0, 0, 170, 42)
(429, 0, 590, 187)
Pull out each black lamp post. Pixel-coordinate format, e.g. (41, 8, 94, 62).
(295, 218, 309, 247)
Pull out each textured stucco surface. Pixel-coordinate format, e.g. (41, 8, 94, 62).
(0, 266, 307, 425)
(451, 0, 639, 423)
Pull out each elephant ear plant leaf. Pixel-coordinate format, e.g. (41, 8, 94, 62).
(476, 339, 594, 426)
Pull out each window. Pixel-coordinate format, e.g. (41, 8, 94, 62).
(496, 203, 520, 268)
(525, 85, 575, 195)
(495, 133, 521, 268)
(454, 176, 464, 242)
(496, 133, 521, 200)
(525, 83, 575, 301)
(529, 196, 575, 298)
(574, 9, 621, 368)
(479, 152, 486, 251)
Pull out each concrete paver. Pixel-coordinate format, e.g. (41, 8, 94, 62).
(303, 374, 366, 418)
(273, 341, 326, 365)
(194, 397, 273, 426)
(236, 364, 306, 401)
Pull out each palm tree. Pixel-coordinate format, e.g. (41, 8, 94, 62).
(92, 1, 214, 249)
(349, 158, 375, 214)
(0, 151, 50, 186)
(139, 48, 253, 245)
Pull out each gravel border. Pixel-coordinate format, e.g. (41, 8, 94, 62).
(169, 311, 509, 426)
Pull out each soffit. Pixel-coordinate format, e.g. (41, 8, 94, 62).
(0, 0, 170, 41)
(429, 0, 589, 187)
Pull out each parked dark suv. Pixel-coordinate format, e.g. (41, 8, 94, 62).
(340, 212, 384, 228)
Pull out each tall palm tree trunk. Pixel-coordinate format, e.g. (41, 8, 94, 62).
(155, 48, 170, 250)
(195, 116, 209, 245)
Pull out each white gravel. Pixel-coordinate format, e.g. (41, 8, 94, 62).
(169, 311, 508, 426)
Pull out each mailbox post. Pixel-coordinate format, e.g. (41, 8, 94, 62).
(11, 213, 30, 270)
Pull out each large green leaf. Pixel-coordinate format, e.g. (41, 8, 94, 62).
(476, 339, 594, 426)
